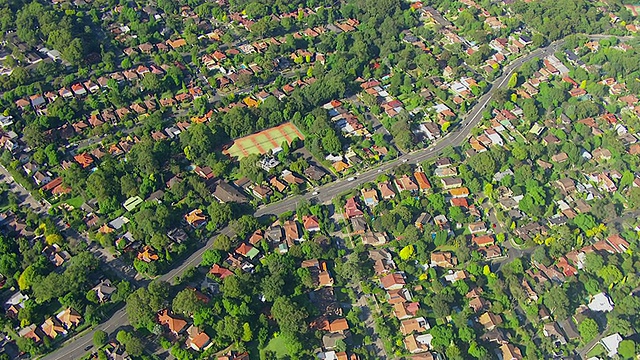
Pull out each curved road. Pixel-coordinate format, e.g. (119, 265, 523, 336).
(41, 35, 618, 360)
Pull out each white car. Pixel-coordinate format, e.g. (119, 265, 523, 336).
(312, 191, 319, 195)
(347, 177, 356, 181)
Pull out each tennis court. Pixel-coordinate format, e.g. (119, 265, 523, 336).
(224, 122, 305, 159)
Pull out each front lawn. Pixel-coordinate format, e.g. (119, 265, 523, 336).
(264, 335, 291, 358)
(586, 343, 605, 358)
(65, 196, 85, 209)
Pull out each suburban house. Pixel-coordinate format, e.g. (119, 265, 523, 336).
(209, 264, 234, 280)
(600, 333, 623, 357)
(404, 333, 433, 353)
(393, 302, 420, 320)
(413, 171, 431, 192)
(157, 309, 187, 335)
(377, 181, 396, 199)
(400, 317, 430, 335)
(186, 325, 212, 351)
(301, 259, 335, 287)
(283, 220, 303, 245)
(91, 279, 116, 303)
(380, 272, 406, 290)
(441, 177, 463, 189)
(56, 308, 82, 329)
(479, 312, 503, 330)
(430, 252, 457, 268)
(137, 245, 159, 263)
(303, 215, 321, 232)
(468, 221, 487, 234)
(361, 231, 388, 246)
(361, 188, 379, 207)
(395, 175, 419, 193)
(235, 243, 260, 261)
(344, 197, 363, 219)
(185, 209, 207, 228)
(472, 235, 495, 247)
(41, 317, 67, 339)
(500, 343, 523, 360)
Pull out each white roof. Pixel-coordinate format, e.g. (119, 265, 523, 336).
(600, 333, 622, 357)
(588, 292, 614, 312)
(317, 351, 337, 360)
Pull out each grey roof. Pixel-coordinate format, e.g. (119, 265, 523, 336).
(210, 181, 248, 203)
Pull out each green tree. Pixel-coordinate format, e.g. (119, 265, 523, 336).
(213, 234, 232, 251)
(578, 318, 599, 342)
(141, 73, 162, 92)
(116, 330, 144, 357)
(544, 287, 570, 319)
(172, 289, 204, 317)
(597, 265, 623, 285)
(93, 330, 108, 348)
(201, 249, 222, 267)
(618, 339, 636, 359)
(271, 297, 308, 336)
(507, 72, 518, 88)
(430, 325, 454, 350)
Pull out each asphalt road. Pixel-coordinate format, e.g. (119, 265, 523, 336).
(37, 37, 584, 360)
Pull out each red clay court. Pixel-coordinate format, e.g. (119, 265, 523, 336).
(223, 122, 305, 159)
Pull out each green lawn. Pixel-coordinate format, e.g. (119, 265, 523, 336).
(64, 196, 84, 209)
(586, 343, 605, 358)
(264, 335, 290, 358)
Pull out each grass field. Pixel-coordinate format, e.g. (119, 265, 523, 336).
(224, 122, 304, 159)
(264, 336, 290, 358)
(64, 196, 84, 209)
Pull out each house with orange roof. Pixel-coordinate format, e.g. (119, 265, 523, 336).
(430, 252, 457, 268)
(137, 245, 159, 262)
(167, 38, 187, 49)
(98, 223, 114, 234)
(235, 243, 259, 260)
(158, 309, 187, 335)
(377, 181, 396, 199)
(556, 257, 577, 277)
(333, 161, 350, 172)
(404, 333, 433, 353)
(606, 234, 630, 253)
(500, 343, 523, 360)
(395, 175, 419, 193)
(248, 230, 264, 245)
(449, 187, 470, 198)
(361, 188, 379, 207)
(185, 209, 207, 228)
(301, 259, 334, 287)
(269, 176, 287, 192)
(210, 264, 234, 279)
(56, 308, 82, 329)
(472, 235, 495, 247)
(18, 324, 42, 344)
(413, 171, 431, 192)
(380, 272, 406, 290)
(328, 318, 349, 334)
(41, 317, 67, 339)
(303, 215, 320, 232)
(393, 302, 420, 320)
(283, 220, 302, 245)
(186, 325, 212, 351)
(344, 197, 363, 219)
(400, 317, 430, 335)
(74, 153, 94, 168)
(243, 97, 259, 107)
(479, 312, 503, 330)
